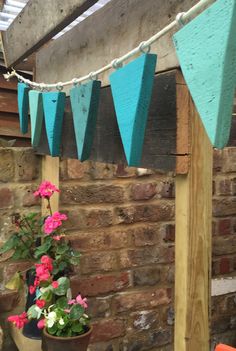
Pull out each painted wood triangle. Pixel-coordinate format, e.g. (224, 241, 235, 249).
(109, 53, 157, 166)
(29, 90, 44, 147)
(70, 80, 101, 161)
(173, 0, 236, 148)
(18, 82, 30, 134)
(42, 91, 66, 157)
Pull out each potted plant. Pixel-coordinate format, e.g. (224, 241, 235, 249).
(7, 256, 92, 351)
(0, 181, 81, 339)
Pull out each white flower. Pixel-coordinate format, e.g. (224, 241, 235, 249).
(47, 311, 57, 328)
(35, 306, 42, 319)
(59, 318, 65, 326)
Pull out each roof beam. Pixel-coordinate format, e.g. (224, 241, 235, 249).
(1, 0, 98, 68)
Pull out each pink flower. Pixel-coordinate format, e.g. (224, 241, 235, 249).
(53, 235, 63, 241)
(34, 181, 59, 199)
(37, 319, 46, 329)
(36, 299, 46, 309)
(68, 295, 88, 309)
(44, 212, 68, 235)
(29, 285, 36, 295)
(35, 264, 51, 282)
(76, 294, 88, 309)
(8, 312, 29, 329)
(52, 281, 59, 289)
(40, 255, 53, 271)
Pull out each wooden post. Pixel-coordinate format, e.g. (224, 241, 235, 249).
(41, 155, 59, 215)
(175, 76, 212, 351)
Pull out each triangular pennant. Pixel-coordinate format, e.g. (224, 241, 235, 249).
(29, 91, 44, 147)
(70, 80, 101, 161)
(173, 0, 236, 148)
(42, 91, 66, 156)
(109, 53, 157, 166)
(18, 83, 30, 134)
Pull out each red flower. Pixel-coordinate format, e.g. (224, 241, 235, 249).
(51, 281, 59, 289)
(35, 264, 51, 282)
(44, 212, 68, 235)
(8, 312, 29, 329)
(29, 285, 36, 295)
(36, 299, 46, 309)
(37, 319, 46, 329)
(34, 181, 59, 199)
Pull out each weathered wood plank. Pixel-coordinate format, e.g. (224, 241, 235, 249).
(0, 89, 18, 113)
(0, 113, 30, 138)
(41, 157, 59, 216)
(175, 92, 212, 350)
(36, 0, 214, 91)
(1, 0, 99, 68)
(36, 70, 189, 173)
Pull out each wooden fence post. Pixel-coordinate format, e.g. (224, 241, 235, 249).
(175, 76, 212, 351)
(41, 155, 59, 215)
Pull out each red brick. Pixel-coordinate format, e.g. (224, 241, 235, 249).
(216, 178, 236, 196)
(213, 237, 236, 255)
(219, 257, 232, 275)
(213, 149, 223, 173)
(69, 230, 129, 252)
(66, 208, 113, 229)
(213, 198, 236, 217)
(114, 288, 171, 313)
(132, 225, 159, 246)
(0, 149, 14, 182)
(222, 148, 236, 173)
(133, 267, 161, 287)
(130, 183, 157, 201)
(115, 202, 174, 225)
(91, 319, 125, 342)
(14, 148, 39, 181)
(61, 184, 124, 204)
(89, 162, 115, 180)
(80, 252, 117, 274)
(131, 310, 160, 330)
(4, 261, 32, 281)
(157, 181, 175, 199)
(115, 164, 136, 178)
(22, 186, 40, 207)
(162, 224, 175, 242)
(218, 219, 231, 236)
(0, 188, 13, 209)
(70, 272, 131, 297)
(66, 159, 90, 179)
(87, 297, 111, 318)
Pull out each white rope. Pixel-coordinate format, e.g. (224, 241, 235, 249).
(3, 0, 215, 89)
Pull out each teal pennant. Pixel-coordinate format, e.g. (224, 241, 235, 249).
(70, 80, 101, 161)
(42, 92, 66, 156)
(173, 0, 236, 148)
(109, 53, 157, 167)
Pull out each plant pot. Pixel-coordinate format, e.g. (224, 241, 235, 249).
(41, 327, 92, 351)
(22, 269, 42, 339)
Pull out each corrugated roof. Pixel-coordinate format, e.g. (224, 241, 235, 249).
(0, 0, 112, 38)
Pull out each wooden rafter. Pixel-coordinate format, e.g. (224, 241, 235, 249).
(1, 0, 99, 68)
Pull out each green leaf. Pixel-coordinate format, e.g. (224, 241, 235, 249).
(0, 235, 18, 254)
(5, 272, 23, 291)
(27, 305, 39, 319)
(54, 277, 70, 296)
(34, 240, 52, 258)
(41, 289, 53, 302)
(56, 244, 69, 255)
(56, 297, 68, 309)
(47, 325, 57, 335)
(70, 304, 84, 320)
(71, 322, 83, 333)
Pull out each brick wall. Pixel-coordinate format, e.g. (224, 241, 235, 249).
(0, 147, 236, 350)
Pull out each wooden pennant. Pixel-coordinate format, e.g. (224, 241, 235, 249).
(173, 0, 236, 149)
(70, 80, 101, 161)
(29, 91, 44, 147)
(42, 91, 66, 157)
(18, 82, 30, 134)
(109, 53, 157, 166)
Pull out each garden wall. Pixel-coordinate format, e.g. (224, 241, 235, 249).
(0, 147, 236, 351)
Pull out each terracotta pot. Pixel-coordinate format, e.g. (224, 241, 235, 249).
(41, 327, 92, 351)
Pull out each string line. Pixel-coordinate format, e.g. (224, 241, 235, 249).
(3, 0, 214, 89)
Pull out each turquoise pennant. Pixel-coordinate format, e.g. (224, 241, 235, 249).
(18, 82, 30, 134)
(29, 91, 44, 147)
(42, 92, 66, 156)
(173, 0, 236, 148)
(109, 53, 157, 166)
(70, 80, 101, 161)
